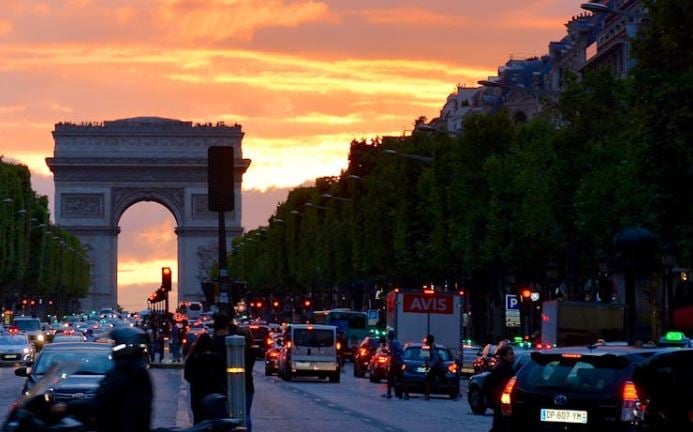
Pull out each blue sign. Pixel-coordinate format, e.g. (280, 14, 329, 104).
(505, 295, 519, 311)
(367, 309, 379, 322)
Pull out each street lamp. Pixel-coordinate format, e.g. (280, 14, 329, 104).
(305, 202, 327, 210)
(382, 149, 434, 164)
(320, 193, 351, 202)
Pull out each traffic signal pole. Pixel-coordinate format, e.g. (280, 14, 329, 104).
(218, 210, 232, 318)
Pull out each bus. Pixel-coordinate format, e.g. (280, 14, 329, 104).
(311, 309, 369, 357)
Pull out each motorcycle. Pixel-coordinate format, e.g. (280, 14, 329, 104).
(3, 364, 244, 432)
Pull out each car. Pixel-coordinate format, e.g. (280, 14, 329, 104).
(467, 349, 533, 414)
(277, 324, 340, 382)
(242, 324, 272, 358)
(473, 343, 506, 374)
(368, 345, 390, 383)
(14, 342, 114, 402)
(0, 333, 33, 365)
(633, 348, 693, 431)
(51, 334, 87, 343)
(12, 317, 46, 351)
(459, 341, 482, 375)
(502, 345, 665, 431)
(353, 336, 383, 378)
(264, 336, 283, 376)
(396, 343, 460, 399)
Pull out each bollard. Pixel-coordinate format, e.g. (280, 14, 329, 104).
(225, 335, 247, 427)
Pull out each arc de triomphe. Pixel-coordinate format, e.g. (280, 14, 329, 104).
(46, 117, 251, 312)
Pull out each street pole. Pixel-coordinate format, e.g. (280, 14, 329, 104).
(218, 211, 232, 318)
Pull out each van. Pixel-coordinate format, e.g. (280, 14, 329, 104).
(186, 302, 203, 320)
(278, 324, 340, 382)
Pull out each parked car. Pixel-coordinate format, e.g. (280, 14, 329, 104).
(15, 342, 114, 402)
(459, 341, 482, 375)
(353, 336, 383, 378)
(633, 348, 693, 431)
(0, 333, 33, 365)
(396, 343, 460, 399)
(368, 345, 390, 383)
(467, 349, 533, 414)
(503, 345, 664, 431)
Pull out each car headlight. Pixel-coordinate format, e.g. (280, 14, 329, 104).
(37, 334, 44, 342)
(22, 348, 29, 354)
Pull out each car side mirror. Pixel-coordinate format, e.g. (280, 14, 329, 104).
(14, 367, 28, 377)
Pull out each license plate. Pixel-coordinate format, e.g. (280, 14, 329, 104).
(295, 361, 311, 368)
(416, 367, 427, 373)
(540, 409, 588, 424)
(3, 355, 18, 359)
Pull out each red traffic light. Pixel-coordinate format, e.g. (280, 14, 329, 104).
(520, 288, 532, 299)
(303, 299, 311, 308)
(256, 301, 263, 308)
(161, 267, 172, 291)
(272, 300, 280, 308)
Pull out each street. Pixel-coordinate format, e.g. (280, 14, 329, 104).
(0, 362, 492, 431)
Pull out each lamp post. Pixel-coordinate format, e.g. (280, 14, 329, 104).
(660, 243, 676, 331)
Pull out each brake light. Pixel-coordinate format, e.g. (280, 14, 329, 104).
(621, 380, 642, 422)
(447, 363, 458, 374)
(500, 377, 517, 416)
(269, 351, 278, 358)
(336, 342, 342, 351)
(266, 338, 273, 346)
(561, 353, 582, 359)
(377, 356, 388, 364)
(359, 348, 367, 356)
(286, 341, 292, 349)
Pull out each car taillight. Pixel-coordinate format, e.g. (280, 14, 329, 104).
(621, 380, 641, 422)
(266, 338, 273, 346)
(500, 376, 517, 416)
(377, 356, 388, 364)
(286, 341, 292, 349)
(269, 352, 278, 358)
(447, 363, 458, 374)
(336, 342, 342, 351)
(359, 348, 367, 356)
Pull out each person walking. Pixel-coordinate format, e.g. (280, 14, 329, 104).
(424, 334, 443, 400)
(170, 324, 181, 363)
(382, 330, 409, 399)
(184, 333, 226, 424)
(484, 344, 515, 432)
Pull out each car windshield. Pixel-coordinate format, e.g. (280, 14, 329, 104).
(34, 349, 113, 375)
(0, 335, 28, 345)
(521, 354, 629, 394)
(293, 329, 334, 347)
(14, 320, 41, 331)
(404, 347, 452, 362)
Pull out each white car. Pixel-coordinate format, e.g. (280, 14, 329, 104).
(0, 333, 34, 364)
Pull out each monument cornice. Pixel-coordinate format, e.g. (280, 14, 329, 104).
(46, 157, 252, 174)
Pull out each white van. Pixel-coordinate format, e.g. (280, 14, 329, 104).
(278, 324, 339, 382)
(186, 302, 203, 320)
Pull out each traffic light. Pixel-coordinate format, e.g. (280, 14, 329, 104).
(520, 288, 532, 300)
(162, 267, 172, 291)
(303, 298, 312, 308)
(272, 300, 280, 308)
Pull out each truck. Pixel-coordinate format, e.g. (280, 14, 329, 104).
(385, 289, 464, 356)
(540, 300, 626, 347)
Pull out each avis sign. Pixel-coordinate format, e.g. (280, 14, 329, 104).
(402, 294, 453, 314)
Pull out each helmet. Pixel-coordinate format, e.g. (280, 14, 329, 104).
(110, 327, 147, 361)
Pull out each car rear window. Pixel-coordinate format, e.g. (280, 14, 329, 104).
(14, 319, 41, 331)
(247, 326, 270, 340)
(0, 335, 28, 344)
(520, 353, 629, 394)
(293, 329, 334, 348)
(404, 347, 452, 362)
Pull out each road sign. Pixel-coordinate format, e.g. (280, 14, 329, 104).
(367, 309, 379, 325)
(218, 292, 229, 304)
(506, 294, 520, 311)
(402, 293, 454, 314)
(506, 315, 520, 327)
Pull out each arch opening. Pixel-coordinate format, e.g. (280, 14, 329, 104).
(117, 201, 178, 313)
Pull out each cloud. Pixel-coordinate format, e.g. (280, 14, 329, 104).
(0, 20, 13, 36)
(158, 0, 334, 42)
(354, 6, 464, 27)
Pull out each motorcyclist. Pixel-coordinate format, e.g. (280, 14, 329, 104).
(53, 327, 153, 432)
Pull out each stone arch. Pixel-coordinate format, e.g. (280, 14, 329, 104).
(46, 117, 251, 312)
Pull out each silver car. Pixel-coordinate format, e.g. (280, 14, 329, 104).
(0, 333, 33, 365)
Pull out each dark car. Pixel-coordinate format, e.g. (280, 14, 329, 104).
(503, 346, 664, 431)
(353, 336, 383, 378)
(242, 324, 271, 358)
(15, 342, 114, 402)
(396, 343, 459, 399)
(264, 336, 283, 376)
(467, 349, 533, 414)
(634, 348, 693, 431)
(473, 343, 501, 374)
(368, 345, 390, 383)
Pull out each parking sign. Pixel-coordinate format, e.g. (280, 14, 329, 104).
(505, 294, 519, 311)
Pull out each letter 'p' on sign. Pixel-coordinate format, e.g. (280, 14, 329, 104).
(208, 146, 235, 212)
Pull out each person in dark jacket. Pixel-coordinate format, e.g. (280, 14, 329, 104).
(55, 327, 153, 432)
(424, 334, 443, 400)
(184, 332, 226, 424)
(484, 344, 515, 432)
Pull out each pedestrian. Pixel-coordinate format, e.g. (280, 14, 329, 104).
(382, 330, 409, 399)
(184, 333, 226, 424)
(156, 331, 165, 363)
(171, 324, 180, 363)
(336, 329, 347, 372)
(484, 344, 515, 432)
(424, 334, 443, 400)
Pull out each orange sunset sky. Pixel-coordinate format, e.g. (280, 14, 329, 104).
(0, 0, 583, 312)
